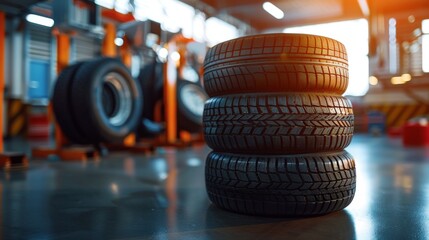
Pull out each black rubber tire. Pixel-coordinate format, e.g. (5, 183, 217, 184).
(137, 61, 164, 120)
(71, 58, 143, 143)
(203, 34, 348, 97)
(52, 62, 90, 144)
(203, 93, 354, 154)
(205, 151, 356, 217)
(177, 80, 209, 133)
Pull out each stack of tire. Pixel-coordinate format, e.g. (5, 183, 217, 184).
(202, 34, 356, 217)
(53, 58, 143, 145)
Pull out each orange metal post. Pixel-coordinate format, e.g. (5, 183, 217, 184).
(55, 33, 71, 147)
(120, 37, 132, 68)
(164, 43, 178, 144)
(103, 23, 117, 57)
(0, 12, 5, 152)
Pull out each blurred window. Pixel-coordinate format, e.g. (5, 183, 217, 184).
(205, 17, 239, 47)
(284, 19, 369, 96)
(422, 19, 429, 73)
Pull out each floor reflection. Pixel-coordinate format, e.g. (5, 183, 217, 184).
(0, 135, 428, 239)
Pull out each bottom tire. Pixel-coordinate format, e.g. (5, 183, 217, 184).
(205, 151, 356, 217)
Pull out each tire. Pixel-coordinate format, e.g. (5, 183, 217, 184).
(71, 58, 143, 143)
(205, 151, 356, 217)
(203, 93, 354, 154)
(177, 80, 209, 133)
(137, 61, 164, 120)
(203, 34, 348, 97)
(52, 62, 90, 144)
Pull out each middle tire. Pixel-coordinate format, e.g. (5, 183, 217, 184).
(203, 93, 354, 154)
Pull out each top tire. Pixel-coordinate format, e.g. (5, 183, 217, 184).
(203, 34, 348, 97)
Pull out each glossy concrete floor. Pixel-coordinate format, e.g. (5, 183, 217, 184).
(2, 134, 429, 240)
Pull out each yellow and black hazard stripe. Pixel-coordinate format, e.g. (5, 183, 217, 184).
(6, 99, 26, 137)
(368, 104, 429, 128)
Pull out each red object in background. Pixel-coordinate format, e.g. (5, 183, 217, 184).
(402, 122, 429, 147)
(28, 114, 51, 140)
(388, 127, 403, 138)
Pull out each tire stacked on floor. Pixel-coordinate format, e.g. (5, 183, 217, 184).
(202, 34, 356, 217)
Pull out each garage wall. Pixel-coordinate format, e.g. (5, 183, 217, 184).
(71, 34, 101, 62)
(25, 22, 52, 102)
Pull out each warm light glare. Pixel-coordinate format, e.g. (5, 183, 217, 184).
(391, 76, 405, 85)
(369, 76, 378, 85)
(262, 2, 284, 20)
(401, 73, 412, 82)
(26, 14, 54, 27)
(284, 19, 369, 96)
(422, 19, 429, 34)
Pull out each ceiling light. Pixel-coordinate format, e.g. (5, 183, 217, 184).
(262, 2, 284, 20)
(26, 14, 54, 27)
(171, 51, 181, 61)
(114, 37, 124, 46)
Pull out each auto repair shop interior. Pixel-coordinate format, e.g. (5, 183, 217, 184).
(0, 0, 429, 239)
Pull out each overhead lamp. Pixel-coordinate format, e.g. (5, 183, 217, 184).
(170, 51, 181, 62)
(114, 37, 124, 46)
(26, 14, 54, 27)
(262, 2, 284, 20)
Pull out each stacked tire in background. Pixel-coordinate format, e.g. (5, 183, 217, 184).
(202, 34, 356, 217)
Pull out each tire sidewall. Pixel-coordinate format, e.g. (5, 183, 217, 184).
(72, 58, 143, 143)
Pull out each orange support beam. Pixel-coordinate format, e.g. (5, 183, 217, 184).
(0, 12, 28, 168)
(164, 43, 178, 144)
(55, 33, 71, 148)
(0, 12, 5, 152)
(103, 22, 116, 57)
(120, 37, 132, 68)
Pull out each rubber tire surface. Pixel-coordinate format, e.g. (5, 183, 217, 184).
(52, 62, 90, 144)
(138, 61, 164, 120)
(205, 151, 356, 217)
(203, 34, 348, 97)
(71, 58, 143, 143)
(203, 93, 354, 154)
(177, 80, 209, 133)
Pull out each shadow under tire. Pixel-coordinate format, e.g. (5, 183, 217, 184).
(203, 34, 349, 97)
(205, 151, 356, 217)
(71, 58, 143, 143)
(52, 62, 90, 144)
(203, 93, 354, 154)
